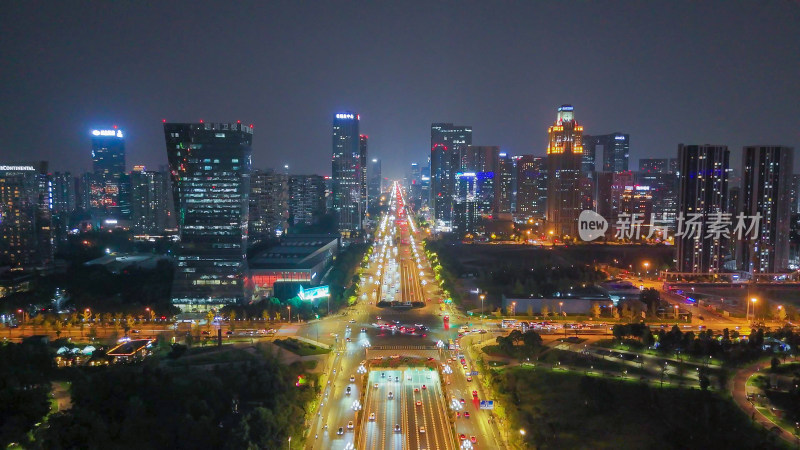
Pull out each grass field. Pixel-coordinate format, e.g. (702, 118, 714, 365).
(495, 367, 783, 449)
(273, 338, 331, 356)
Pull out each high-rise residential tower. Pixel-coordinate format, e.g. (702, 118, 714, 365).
(675, 144, 730, 273)
(496, 152, 513, 216)
(288, 175, 327, 226)
(90, 127, 127, 220)
(249, 169, 288, 244)
(738, 146, 794, 273)
(359, 135, 368, 214)
(331, 112, 361, 236)
(545, 105, 584, 238)
(515, 155, 547, 220)
(129, 166, 170, 235)
(164, 122, 253, 310)
(431, 123, 472, 227)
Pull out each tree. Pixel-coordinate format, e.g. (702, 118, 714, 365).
(206, 310, 214, 332)
(541, 305, 549, 318)
(229, 310, 237, 331)
(591, 303, 601, 318)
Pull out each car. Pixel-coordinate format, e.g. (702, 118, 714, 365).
(466, 376, 472, 382)
(376, 316, 382, 320)
(459, 433, 466, 440)
(394, 424, 401, 433)
(131, 329, 140, 333)
(414, 387, 420, 392)
(464, 411, 470, 418)
(369, 412, 375, 421)
(201, 330, 211, 335)
(388, 392, 394, 399)
(422, 384, 426, 390)
(323, 423, 327, 429)
(395, 376, 399, 382)
(374, 383, 379, 389)
(345, 387, 351, 395)
(459, 398, 466, 404)
(419, 426, 425, 433)
(225, 330, 234, 335)
(346, 337, 352, 342)
(470, 436, 477, 443)
(472, 390, 478, 397)
(337, 427, 344, 435)
(349, 319, 355, 323)
(347, 421, 354, 429)
(350, 375, 355, 382)
(381, 372, 386, 378)
(416, 400, 422, 407)
(456, 412, 461, 418)
(361, 327, 366, 332)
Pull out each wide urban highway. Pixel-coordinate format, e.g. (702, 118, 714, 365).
(307, 182, 504, 449)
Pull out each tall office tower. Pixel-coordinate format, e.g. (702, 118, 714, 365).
(164, 122, 253, 310)
(0, 162, 52, 268)
(584, 133, 629, 173)
(510, 156, 520, 212)
(359, 135, 368, 213)
(420, 164, 431, 209)
(676, 144, 730, 273)
(90, 128, 127, 220)
(430, 123, 472, 227)
(368, 158, 382, 201)
(580, 136, 596, 173)
(249, 169, 289, 244)
(288, 175, 327, 226)
(129, 166, 169, 235)
(545, 105, 584, 237)
(331, 112, 361, 236)
(496, 152, 513, 216)
(515, 155, 548, 220)
(789, 174, 800, 215)
(408, 162, 421, 207)
(738, 146, 794, 273)
(453, 173, 480, 234)
(727, 187, 741, 215)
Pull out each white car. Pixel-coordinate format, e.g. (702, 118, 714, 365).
(347, 421, 354, 429)
(388, 392, 394, 399)
(369, 412, 375, 421)
(419, 426, 426, 433)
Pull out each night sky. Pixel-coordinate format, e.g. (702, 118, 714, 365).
(1, 1, 798, 179)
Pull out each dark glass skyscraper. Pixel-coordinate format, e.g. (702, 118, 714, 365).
(90, 128, 126, 220)
(676, 144, 729, 273)
(368, 158, 381, 202)
(430, 123, 472, 227)
(331, 112, 361, 236)
(164, 122, 253, 310)
(584, 132, 629, 173)
(515, 155, 547, 220)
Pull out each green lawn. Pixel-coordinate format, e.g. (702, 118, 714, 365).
(494, 367, 784, 449)
(273, 338, 331, 356)
(168, 347, 258, 365)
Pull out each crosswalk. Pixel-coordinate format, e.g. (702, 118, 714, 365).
(370, 345, 439, 351)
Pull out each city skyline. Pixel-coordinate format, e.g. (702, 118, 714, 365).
(2, 2, 799, 179)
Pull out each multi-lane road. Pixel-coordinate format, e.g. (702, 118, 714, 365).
(306, 182, 504, 449)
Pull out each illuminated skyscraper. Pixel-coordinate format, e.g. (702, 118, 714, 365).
(288, 175, 327, 226)
(431, 123, 472, 227)
(90, 127, 126, 220)
(584, 133, 629, 173)
(496, 152, 513, 216)
(0, 162, 52, 268)
(331, 112, 361, 235)
(368, 158, 381, 202)
(359, 135, 368, 213)
(249, 169, 288, 244)
(545, 105, 584, 238)
(129, 166, 169, 235)
(676, 144, 729, 273)
(164, 122, 252, 310)
(515, 155, 547, 220)
(739, 146, 794, 273)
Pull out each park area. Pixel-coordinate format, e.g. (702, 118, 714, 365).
(493, 367, 785, 449)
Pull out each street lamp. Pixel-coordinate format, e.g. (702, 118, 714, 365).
(559, 302, 563, 316)
(674, 305, 679, 319)
(287, 305, 291, 324)
(749, 297, 758, 322)
(643, 262, 649, 278)
(512, 301, 516, 317)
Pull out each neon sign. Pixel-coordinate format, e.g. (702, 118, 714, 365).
(335, 113, 355, 120)
(298, 285, 330, 300)
(92, 129, 123, 138)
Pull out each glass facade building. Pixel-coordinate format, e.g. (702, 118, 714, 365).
(164, 122, 253, 310)
(331, 112, 362, 235)
(90, 128, 127, 220)
(546, 105, 584, 238)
